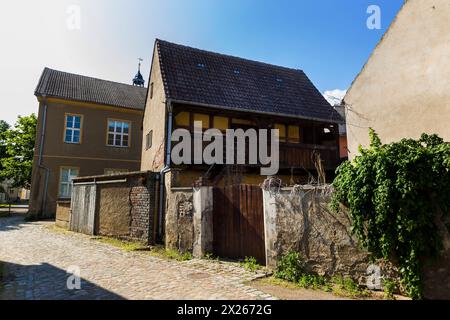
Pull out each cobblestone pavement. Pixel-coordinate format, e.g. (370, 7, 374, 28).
(0, 216, 275, 300)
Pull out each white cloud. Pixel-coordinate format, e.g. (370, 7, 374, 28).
(323, 89, 347, 106)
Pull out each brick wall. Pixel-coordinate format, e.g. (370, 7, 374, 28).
(129, 176, 156, 243)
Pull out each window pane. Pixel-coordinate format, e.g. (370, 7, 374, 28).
(61, 169, 69, 183)
(123, 135, 129, 147)
(74, 116, 81, 129)
(108, 121, 115, 133)
(65, 129, 72, 143)
(66, 116, 74, 128)
(60, 184, 68, 197)
(69, 169, 78, 181)
(108, 134, 114, 145)
(115, 135, 121, 146)
(73, 130, 80, 143)
(115, 121, 121, 133)
(123, 122, 129, 134)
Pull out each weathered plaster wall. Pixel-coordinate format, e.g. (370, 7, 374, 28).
(141, 47, 167, 172)
(193, 186, 214, 258)
(263, 185, 450, 298)
(55, 201, 71, 229)
(98, 183, 131, 238)
(71, 172, 157, 244)
(345, 0, 450, 159)
(165, 181, 194, 253)
(263, 187, 371, 283)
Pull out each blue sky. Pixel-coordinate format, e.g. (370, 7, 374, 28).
(0, 0, 404, 124)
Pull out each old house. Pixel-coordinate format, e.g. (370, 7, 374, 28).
(344, 0, 450, 158)
(141, 40, 342, 258)
(29, 68, 146, 217)
(142, 39, 342, 186)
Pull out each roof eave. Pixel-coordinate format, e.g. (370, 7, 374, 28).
(36, 94, 144, 112)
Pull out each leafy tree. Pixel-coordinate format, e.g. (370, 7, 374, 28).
(0, 120, 10, 174)
(332, 129, 450, 299)
(0, 115, 37, 188)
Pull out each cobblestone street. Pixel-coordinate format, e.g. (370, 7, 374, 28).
(0, 216, 274, 300)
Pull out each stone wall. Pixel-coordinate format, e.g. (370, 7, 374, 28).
(55, 201, 71, 229)
(262, 185, 450, 298)
(165, 187, 194, 253)
(263, 186, 373, 284)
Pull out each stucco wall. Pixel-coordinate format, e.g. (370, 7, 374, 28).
(97, 183, 132, 238)
(55, 201, 71, 229)
(164, 172, 194, 253)
(29, 99, 143, 217)
(71, 172, 157, 244)
(141, 48, 167, 172)
(345, 0, 450, 158)
(262, 185, 450, 298)
(262, 186, 372, 284)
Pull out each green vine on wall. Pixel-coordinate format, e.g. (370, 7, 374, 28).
(331, 129, 450, 299)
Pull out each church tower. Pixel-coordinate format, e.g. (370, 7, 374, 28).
(132, 58, 145, 87)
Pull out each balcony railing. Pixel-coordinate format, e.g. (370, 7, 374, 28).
(171, 138, 339, 171)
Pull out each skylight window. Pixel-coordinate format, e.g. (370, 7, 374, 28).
(197, 63, 206, 69)
(234, 69, 240, 75)
(276, 78, 283, 83)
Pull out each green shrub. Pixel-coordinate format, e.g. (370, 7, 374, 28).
(332, 276, 369, 298)
(332, 130, 450, 299)
(274, 252, 305, 282)
(298, 274, 327, 289)
(241, 257, 261, 272)
(382, 278, 397, 299)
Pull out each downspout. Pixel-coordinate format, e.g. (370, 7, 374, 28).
(38, 97, 50, 216)
(158, 101, 173, 239)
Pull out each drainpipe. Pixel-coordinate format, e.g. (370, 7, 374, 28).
(158, 102, 174, 239)
(38, 97, 50, 216)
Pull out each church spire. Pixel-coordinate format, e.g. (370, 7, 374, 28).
(132, 58, 145, 87)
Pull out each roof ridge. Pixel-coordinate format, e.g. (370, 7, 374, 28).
(42, 68, 147, 90)
(155, 39, 305, 74)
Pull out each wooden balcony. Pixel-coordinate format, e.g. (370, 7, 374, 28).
(279, 143, 339, 170)
(171, 139, 340, 171)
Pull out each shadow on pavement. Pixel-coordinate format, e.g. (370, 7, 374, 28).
(0, 260, 124, 300)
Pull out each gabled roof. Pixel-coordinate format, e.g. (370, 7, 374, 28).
(35, 68, 147, 111)
(156, 39, 342, 123)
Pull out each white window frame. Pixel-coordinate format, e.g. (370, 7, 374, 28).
(64, 114, 82, 144)
(107, 119, 131, 147)
(59, 167, 79, 199)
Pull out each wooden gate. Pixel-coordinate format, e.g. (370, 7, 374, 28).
(213, 185, 266, 264)
(69, 184, 97, 235)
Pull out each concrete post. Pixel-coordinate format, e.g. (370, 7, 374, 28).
(262, 189, 278, 269)
(193, 186, 213, 258)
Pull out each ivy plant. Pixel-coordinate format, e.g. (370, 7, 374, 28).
(331, 129, 450, 299)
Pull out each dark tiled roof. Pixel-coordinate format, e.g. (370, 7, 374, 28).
(156, 40, 342, 123)
(35, 68, 147, 111)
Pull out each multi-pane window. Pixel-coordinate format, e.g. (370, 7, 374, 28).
(64, 114, 82, 144)
(59, 167, 79, 198)
(107, 120, 130, 147)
